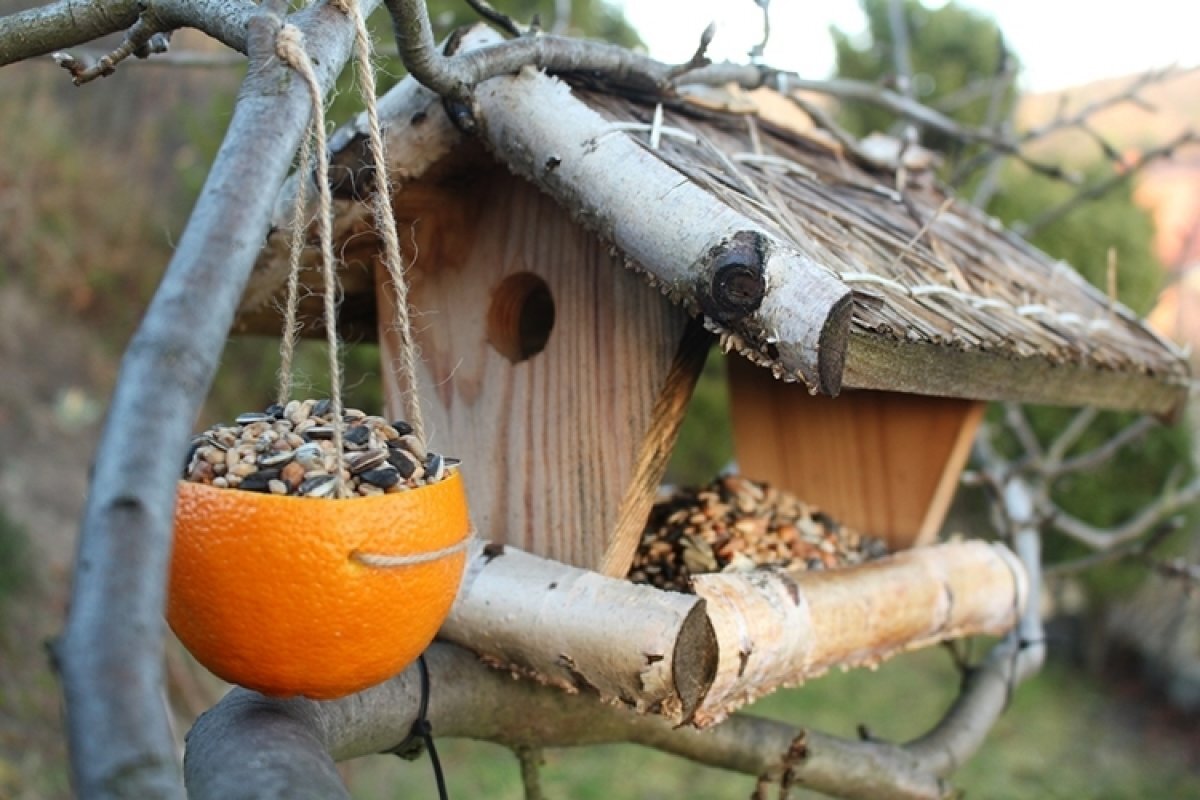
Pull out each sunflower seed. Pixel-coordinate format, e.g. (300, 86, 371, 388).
(240, 470, 278, 492)
(236, 412, 272, 425)
(258, 449, 295, 468)
(347, 449, 388, 474)
(344, 425, 371, 448)
(299, 474, 336, 497)
(392, 420, 414, 436)
(312, 398, 332, 418)
(361, 466, 400, 489)
(387, 448, 421, 479)
(303, 426, 336, 441)
(424, 452, 445, 482)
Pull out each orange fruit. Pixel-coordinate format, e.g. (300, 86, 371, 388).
(167, 471, 470, 699)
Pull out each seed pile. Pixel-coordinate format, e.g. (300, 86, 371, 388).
(628, 476, 888, 592)
(183, 399, 458, 498)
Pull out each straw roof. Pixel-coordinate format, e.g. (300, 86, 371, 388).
(240, 67, 1190, 417)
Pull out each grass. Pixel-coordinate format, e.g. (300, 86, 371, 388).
(0, 506, 30, 616)
(343, 648, 1200, 799)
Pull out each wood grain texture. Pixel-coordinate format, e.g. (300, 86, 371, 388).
(377, 167, 691, 570)
(845, 330, 1188, 419)
(728, 356, 984, 549)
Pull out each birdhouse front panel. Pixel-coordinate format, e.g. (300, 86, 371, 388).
(377, 165, 699, 573)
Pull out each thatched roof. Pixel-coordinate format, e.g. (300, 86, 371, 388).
(240, 52, 1190, 417)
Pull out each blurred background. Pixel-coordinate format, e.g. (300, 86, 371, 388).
(2, 0, 1199, 796)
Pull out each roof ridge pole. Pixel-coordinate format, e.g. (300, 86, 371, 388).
(470, 68, 853, 395)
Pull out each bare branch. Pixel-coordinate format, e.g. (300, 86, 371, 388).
(1003, 403, 1043, 461)
(1046, 475, 1200, 550)
(886, 0, 914, 100)
(464, 0, 523, 38)
(381, 0, 675, 107)
(1045, 518, 1181, 576)
(58, 1, 381, 796)
(1018, 131, 1200, 238)
(1042, 406, 1100, 468)
(47, 46, 248, 69)
(515, 746, 546, 800)
(908, 493, 1044, 774)
(0, 0, 257, 68)
(1054, 414, 1158, 475)
(749, 0, 770, 62)
(52, 11, 171, 85)
(184, 643, 951, 800)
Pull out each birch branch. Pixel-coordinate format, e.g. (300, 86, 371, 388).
(469, 66, 853, 393)
(440, 541, 717, 723)
(692, 541, 1026, 726)
(58, 1, 379, 796)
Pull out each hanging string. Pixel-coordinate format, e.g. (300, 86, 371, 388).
(275, 23, 348, 497)
(335, 0, 427, 444)
(276, 126, 314, 407)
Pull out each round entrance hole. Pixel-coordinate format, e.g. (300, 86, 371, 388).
(486, 272, 556, 363)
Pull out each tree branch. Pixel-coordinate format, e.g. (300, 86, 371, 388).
(1017, 130, 1200, 238)
(381, 0, 674, 106)
(57, 1, 380, 797)
(907, 491, 1044, 775)
(184, 642, 952, 800)
(1046, 475, 1200, 551)
(0, 0, 257, 68)
(1053, 414, 1157, 475)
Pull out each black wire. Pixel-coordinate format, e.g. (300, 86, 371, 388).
(415, 655, 449, 800)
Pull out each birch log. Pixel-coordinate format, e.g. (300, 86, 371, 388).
(441, 541, 717, 722)
(470, 66, 853, 395)
(691, 540, 1027, 726)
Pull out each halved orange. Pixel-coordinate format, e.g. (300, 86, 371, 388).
(167, 471, 470, 699)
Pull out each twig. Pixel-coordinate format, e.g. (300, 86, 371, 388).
(1018, 131, 1200, 237)
(382, 0, 675, 114)
(1046, 475, 1200, 551)
(1042, 406, 1099, 469)
(668, 22, 715, 79)
(45, 46, 248, 68)
(52, 10, 171, 85)
(749, 0, 770, 62)
(1003, 403, 1043, 462)
(464, 0, 523, 38)
(515, 746, 545, 800)
(1053, 415, 1157, 475)
(1045, 518, 1181, 576)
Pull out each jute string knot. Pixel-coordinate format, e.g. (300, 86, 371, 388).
(274, 3, 428, 498)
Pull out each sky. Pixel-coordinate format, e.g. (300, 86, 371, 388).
(617, 1, 1200, 92)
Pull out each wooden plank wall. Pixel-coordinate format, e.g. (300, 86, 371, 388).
(377, 168, 700, 573)
(728, 356, 985, 550)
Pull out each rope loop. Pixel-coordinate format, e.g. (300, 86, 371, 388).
(274, 2, 430, 498)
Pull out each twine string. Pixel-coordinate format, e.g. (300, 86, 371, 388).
(276, 23, 348, 497)
(337, 0, 426, 443)
(276, 126, 314, 407)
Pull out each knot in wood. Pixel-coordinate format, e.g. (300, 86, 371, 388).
(698, 231, 767, 324)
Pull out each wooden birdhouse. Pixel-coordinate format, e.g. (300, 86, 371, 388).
(237, 30, 1189, 576)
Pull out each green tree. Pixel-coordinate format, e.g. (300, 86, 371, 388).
(832, 0, 1012, 155)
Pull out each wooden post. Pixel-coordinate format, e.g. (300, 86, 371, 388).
(728, 355, 985, 550)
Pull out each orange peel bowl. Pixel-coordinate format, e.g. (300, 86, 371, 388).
(167, 471, 470, 700)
